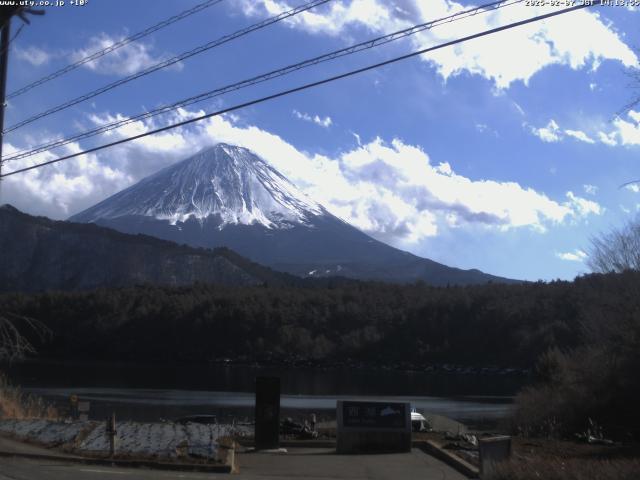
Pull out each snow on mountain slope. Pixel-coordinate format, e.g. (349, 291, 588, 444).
(70, 143, 516, 285)
(71, 144, 325, 229)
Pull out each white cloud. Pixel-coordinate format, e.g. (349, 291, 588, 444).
(612, 110, 640, 146)
(241, 0, 393, 36)
(583, 184, 598, 195)
(1, 141, 131, 217)
(530, 121, 596, 145)
(292, 110, 333, 128)
(70, 33, 181, 76)
(314, 115, 333, 128)
(529, 114, 640, 148)
(556, 249, 587, 262)
(199, 125, 601, 242)
(531, 119, 561, 142)
(15, 46, 51, 66)
(241, 0, 637, 90)
(1, 109, 603, 244)
(564, 129, 595, 144)
(87, 111, 191, 153)
(625, 183, 640, 193)
(598, 130, 618, 146)
(0, 108, 206, 218)
(565, 191, 602, 217)
(326, 138, 602, 239)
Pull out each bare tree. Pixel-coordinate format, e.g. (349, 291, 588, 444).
(587, 217, 640, 273)
(0, 313, 50, 363)
(619, 46, 640, 115)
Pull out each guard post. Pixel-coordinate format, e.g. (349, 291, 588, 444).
(69, 394, 78, 420)
(106, 413, 117, 457)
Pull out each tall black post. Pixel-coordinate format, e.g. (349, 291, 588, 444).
(0, 17, 11, 178)
(255, 376, 280, 450)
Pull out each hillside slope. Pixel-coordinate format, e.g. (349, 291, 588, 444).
(0, 204, 296, 292)
(70, 144, 515, 286)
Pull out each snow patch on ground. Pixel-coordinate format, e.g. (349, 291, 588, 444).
(0, 419, 244, 459)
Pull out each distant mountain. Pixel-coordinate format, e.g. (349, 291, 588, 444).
(0, 204, 298, 292)
(70, 143, 515, 286)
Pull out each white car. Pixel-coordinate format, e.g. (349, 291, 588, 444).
(411, 409, 430, 432)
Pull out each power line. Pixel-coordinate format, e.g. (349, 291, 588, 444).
(0, 3, 594, 179)
(4, 0, 524, 163)
(0, 7, 44, 184)
(3, 0, 333, 134)
(619, 180, 640, 189)
(6, 0, 521, 160)
(6, 0, 225, 100)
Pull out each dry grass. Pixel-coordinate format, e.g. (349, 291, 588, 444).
(489, 456, 640, 480)
(0, 373, 57, 420)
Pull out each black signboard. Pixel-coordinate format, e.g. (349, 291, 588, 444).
(255, 376, 280, 449)
(342, 401, 407, 429)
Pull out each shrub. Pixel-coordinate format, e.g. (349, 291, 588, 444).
(0, 374, 57, 420)
(490, 457, 640, 480)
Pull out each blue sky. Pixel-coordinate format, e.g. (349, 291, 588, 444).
(1, 0, 639, 281)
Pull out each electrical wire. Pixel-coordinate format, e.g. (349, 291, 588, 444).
(0, 3, 594, 178)
(6, 0, 225, 100)
(4, 0, 524, 163)
(3, 0, 333, 134)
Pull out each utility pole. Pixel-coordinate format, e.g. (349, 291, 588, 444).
(0, 14, 12, 178)
(0, 6, 44, 182)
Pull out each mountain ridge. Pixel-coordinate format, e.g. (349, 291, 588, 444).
(70, 143, 517, 286)
(0, 204, 302, 292)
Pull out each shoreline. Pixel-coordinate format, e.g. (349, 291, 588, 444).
(16, 387, 514, 426)
(4, 357, 532, 377)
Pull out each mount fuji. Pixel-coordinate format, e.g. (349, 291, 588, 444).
(70, 144, 512, 285)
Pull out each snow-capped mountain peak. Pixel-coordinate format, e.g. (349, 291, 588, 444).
(71, 143, 326, 229)
(69, 143, 512, 286)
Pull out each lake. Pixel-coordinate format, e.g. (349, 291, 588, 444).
(5, 361, 526, 425)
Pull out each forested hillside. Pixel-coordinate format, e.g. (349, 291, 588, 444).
(1, 271, 638, 368)
(0, 204, 300, 291)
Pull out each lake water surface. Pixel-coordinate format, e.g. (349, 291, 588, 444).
(6, 361, 526, 424)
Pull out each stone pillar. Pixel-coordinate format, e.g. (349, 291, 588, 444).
(479, 435, 511, 478)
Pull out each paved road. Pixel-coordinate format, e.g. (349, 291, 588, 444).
(237, 447, 467, 479)
(0, 448, 467, 479)
(0, 457, 215, 479)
